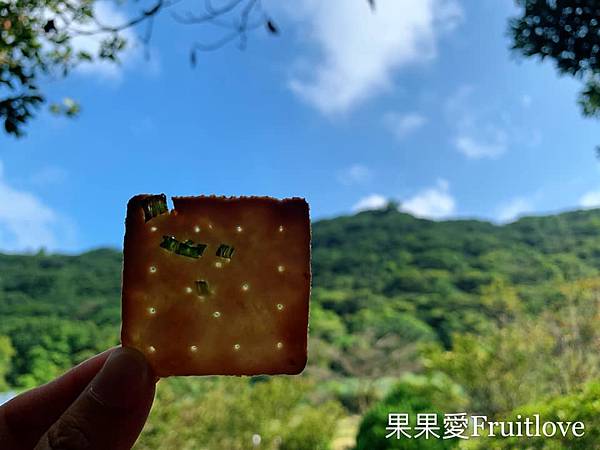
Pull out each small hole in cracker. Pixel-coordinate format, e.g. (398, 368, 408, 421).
(149, 266, 157, 273)
(215, 261, 223, 268)
(150, 226, 158, 232)
(278, 225, 284, 232)
(277, 303, 284, 311)
(241, 283, 249, 291)
(195, 280, 210, 296)
(277, 265, 285, 273)
(148, 307, 156, 315)
(148, 345, 156, 353)
(233, 343, 241, 350)
(190, 345, 198, 352)
(185, 287, 193, 294)
(213, 311, 221, 318)
(208, 223, 213, 229)
(277, 342, 283, 349)
(236, 225, 243, 232)
(194, 225, 201, 233)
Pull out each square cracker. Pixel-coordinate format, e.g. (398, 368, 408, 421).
(121, 194, 311, 377)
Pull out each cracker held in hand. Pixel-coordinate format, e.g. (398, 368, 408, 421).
(121, 194, 311, 377)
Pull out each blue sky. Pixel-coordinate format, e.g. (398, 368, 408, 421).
(0, 0, 599, 253)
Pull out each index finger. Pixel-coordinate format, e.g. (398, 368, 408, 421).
(0, 348, 115, 449)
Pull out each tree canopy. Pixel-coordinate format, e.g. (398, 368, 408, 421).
(0, 0, 279, 136)
(510, 0, 600, 120)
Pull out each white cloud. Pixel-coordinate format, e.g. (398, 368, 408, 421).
(0, 161, 75, 252)
(337, 164, 372, 185)
(454, 129, 508, 159)
(353, 194, 388, 212)
(401, 179, 455, 219)
(384, 112, 427, 140)
(281, 0, 462, 115)
(497, 197, 532, 223)
(579, 190, 600, 209)
(445, 85, 509, 160)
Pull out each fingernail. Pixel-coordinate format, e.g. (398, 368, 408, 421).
(89, 347, 154, 409)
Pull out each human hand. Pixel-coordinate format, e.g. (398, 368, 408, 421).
(0, 347, 156, 450)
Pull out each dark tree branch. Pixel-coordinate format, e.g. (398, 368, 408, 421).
(1, 0, 277, 136)
(173, 0, 245, 24)
(66, 0, 169, 36)
(173, 0, 266, 54)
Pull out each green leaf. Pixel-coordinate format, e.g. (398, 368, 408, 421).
(160, 236, 207, 259)
(195, 280, 210, 296)
(141, 195, 168, 222)
(216, 244, 235, 259)
(160, 236, 179, 253)
(176, 240, 207, 258)
(579, 78, 600, 118)
(77, 51, 93, 62)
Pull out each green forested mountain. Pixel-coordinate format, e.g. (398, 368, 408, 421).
(1, 205, 600, 448)
(312, 205, 600, 345)
(2, 206, 600, 385)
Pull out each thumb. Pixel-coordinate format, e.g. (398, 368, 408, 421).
(35, 347, 156, 450)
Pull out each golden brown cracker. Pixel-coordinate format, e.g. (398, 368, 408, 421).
(121, 194, 311, 377)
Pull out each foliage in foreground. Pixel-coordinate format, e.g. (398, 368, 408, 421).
(421, 278, 600, 417)
(474, 380, 600, 450)
(355, 374, 466, 450)
(357, 280, 600, 449)
(0, 316, 116, 388)
(0, 336, 14, 392)
(136, 376, 343, 450)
